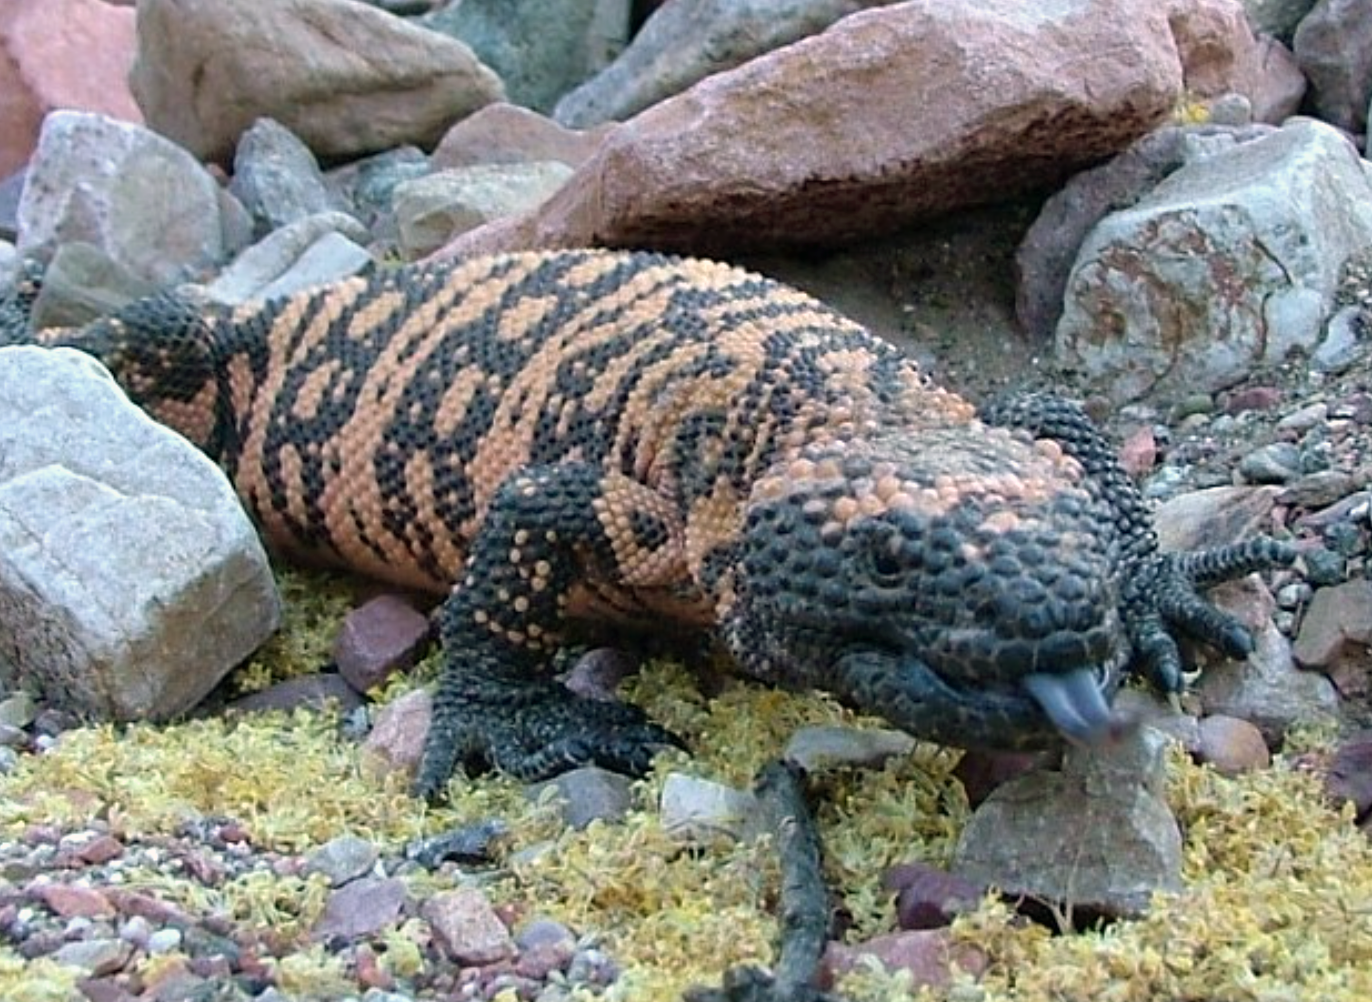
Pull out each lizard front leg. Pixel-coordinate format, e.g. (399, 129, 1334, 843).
(415, 464, 688, 801)
(978, 392, 1296, 697)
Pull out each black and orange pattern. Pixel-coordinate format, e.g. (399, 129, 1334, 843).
(2, 249, 1293, 799)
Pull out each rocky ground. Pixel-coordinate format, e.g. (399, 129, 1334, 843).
(1, 1, 1371, 1001)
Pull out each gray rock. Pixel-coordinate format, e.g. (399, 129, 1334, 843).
(554, 0, 876, 128)
(1199, 578, 1341, 743)
(1238, 441, 1304, 484)
(328, 146, 431, 230)
(16, 111, 230, 286)
(952, 727, 1182, 919)
(1292, 0, 1372, 136)
(1313, 304, 1367, 373)
(1016, 125, 1227, 341)
(784, 724, 915, 773)
(0, 171, 24, 241)
(27, 242, 159, 332)
(0, 691, 35, 729)
(1056, 118, 1372, 405)
(230, 118, 349, 237)
(312, 876, 409, 941)
(527, 766, 634, 830)
(306, 834, 381, 887)
(0, 346, 280, 722)
(659, 772, 765, 842)
(423, 0, 630, 114)
(1152, 485, 1282, 553)
(1242, 0, 1318, 40)
(393, 162, 573, 259)
(203, 212, 373, 305)
(47, 938, 133, 977)
(251, 232, 374, 303)
(0, 240, 15, 290)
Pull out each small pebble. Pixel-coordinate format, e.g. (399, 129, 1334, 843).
(147, 927, 183, 954)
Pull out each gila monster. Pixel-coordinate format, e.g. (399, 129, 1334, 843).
(0, 248, 1293, 799)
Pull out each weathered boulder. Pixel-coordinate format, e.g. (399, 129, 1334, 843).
(129, 0, 504, 164)
(16, 111, 233, 286)
(0, 0, 141, 178)
(1056, 118, 1372, 405)
(394, 163, 574, 258)
(0, 346, 280, 722)
(439, 0, 1269, 258)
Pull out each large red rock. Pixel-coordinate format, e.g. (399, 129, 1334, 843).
(438, 0, 1267, 258)
(0, 0, 141, 177)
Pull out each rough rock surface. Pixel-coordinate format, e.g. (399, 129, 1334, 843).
(952, 727, 1183, 919)
(16, 111, 233, 286)
(0, 0, 141, 178)
(128, 0, 505, 164)
(440, 0, 1257, 258)
(1292, 0, 1372, 137)
(553, 0, 885, 128)
(0, 346, 280, 722)
(393, 162, 574, 258)
(422, 0, 629, 115)
(1056, 118, 1372, 405)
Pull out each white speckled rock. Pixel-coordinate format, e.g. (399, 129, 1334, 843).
(1056, 117, 1372, 405)
(0, 346, 280, 721)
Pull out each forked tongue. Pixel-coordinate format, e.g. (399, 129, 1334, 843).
(1022, 667, 1135, 747)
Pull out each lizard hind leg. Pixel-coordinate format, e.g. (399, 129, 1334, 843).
(414, 464, 690, 801)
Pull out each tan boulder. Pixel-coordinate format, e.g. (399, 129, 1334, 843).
(432, 103, 613, 171)
(129, 0, 504, 165)
(0, 0, 140, 178)
(438, 0, 1271, 258)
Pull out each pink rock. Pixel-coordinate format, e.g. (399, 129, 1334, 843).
(822, 928, 987, 991)
(0, 0, 141, 177)
(333, 594, 432, 694)
(883, 861, 984, 930)
(1196, 714, 1270, 774)
(76, 834, 126, 866)
(421, 887, 515, 965)
(438, 0, 1265, 259)
(312, 877, 409, 941)
(1325, 735, 1372, 822)
(433, 102, 613, 171)
(30, 882, 115, 919)
(1119, 425, 1158, 478)
(362, 688, 432, 780)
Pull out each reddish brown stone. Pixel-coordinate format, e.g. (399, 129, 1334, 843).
(333, 594, 432, 694)
(882, 862, 985, 930)
(1196, 714, 1271, 775)
(30, 882, 115, 919)
(433, 102, 612, 171)
(362, 688, 432, 780)
(822, 928, 987, 991)
(1119, 425, 1158, 478)
(1325, 735, 1372, 822)
(77, 834, 125, 866)
(439, 0, 1263, 259)
(0, 0, 141, 176)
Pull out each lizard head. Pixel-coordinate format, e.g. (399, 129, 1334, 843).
(729, 426, 1135, 751)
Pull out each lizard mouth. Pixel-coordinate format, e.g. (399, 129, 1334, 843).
(1022, 667, 1136, 747)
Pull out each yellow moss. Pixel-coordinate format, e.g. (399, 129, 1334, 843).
(0, 950, 81, 1002)
(270, 944, 356, 996)
(2, 580, 1370, 1000)
(229, 567, 359, 696)
(1172, 92, 1212, 125)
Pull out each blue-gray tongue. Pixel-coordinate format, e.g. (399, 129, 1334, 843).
(1023, 667, 1129, 747)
